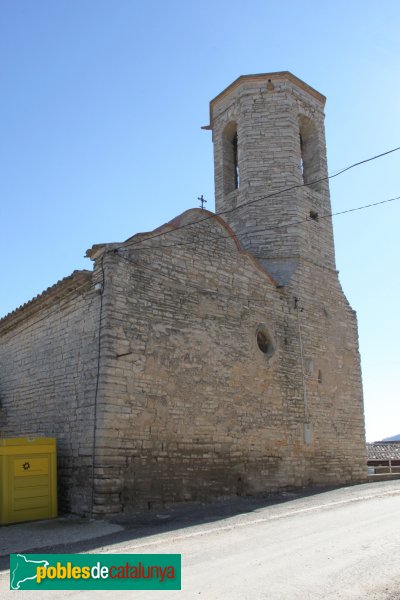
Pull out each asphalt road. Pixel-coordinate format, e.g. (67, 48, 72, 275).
(1, 480, 400, 599)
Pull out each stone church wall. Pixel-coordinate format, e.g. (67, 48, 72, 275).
(0, 271, 99, 514)
(287, 262, 367, 483)
(0, 212, 368, 517)
(88, 212, 344, 516)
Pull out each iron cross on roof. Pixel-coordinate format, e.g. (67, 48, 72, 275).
(198, 195, 207, 209)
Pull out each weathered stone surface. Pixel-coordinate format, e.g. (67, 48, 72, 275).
(0, 72, 367, 517)
(0, 271, 98, 514)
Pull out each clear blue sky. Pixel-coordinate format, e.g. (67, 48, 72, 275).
(1, 1, 399, 442)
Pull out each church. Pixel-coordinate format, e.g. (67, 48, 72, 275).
(0, 72, 367, 517)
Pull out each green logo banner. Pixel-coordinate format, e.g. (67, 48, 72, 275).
(10, 553, 181, 590)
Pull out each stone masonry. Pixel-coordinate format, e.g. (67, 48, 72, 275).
(0, 72, 367, 516)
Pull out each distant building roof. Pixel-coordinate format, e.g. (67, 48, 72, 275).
(367, 442, 400, 461)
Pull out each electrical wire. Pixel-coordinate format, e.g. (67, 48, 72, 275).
(115, 145, 400, 251)
(108, 193, 400, 256)
(90, 255, 104, 519)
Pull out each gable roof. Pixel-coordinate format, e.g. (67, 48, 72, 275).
(102, 208, 278, 287)
(2, 207, 279, 335)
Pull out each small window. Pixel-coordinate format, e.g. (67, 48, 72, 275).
(256, 325, 275, 358)
(299, 133, 305, 178)
(299, 115, 321, 191)
(305, 357, 314, 376)
(222, 122, 240, 195)
(232, 132, 240, 189)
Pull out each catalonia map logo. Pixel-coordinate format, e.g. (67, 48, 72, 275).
(10, 553, 181, 590)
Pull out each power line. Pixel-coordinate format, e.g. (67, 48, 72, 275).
(97, 192, 400, 335)
(116, 145, 400, 251)
(113, 193, 400, 255)
(111, 193, 400, 301)
(90, 255, 104, 519)
(321, 195, 400, 219)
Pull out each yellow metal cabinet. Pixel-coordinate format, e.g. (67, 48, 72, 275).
(0, 437, 57, 524)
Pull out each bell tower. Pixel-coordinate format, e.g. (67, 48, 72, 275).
(205, 72, 336, 285)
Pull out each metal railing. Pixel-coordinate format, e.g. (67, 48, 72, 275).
(368, 459, 400, 476)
